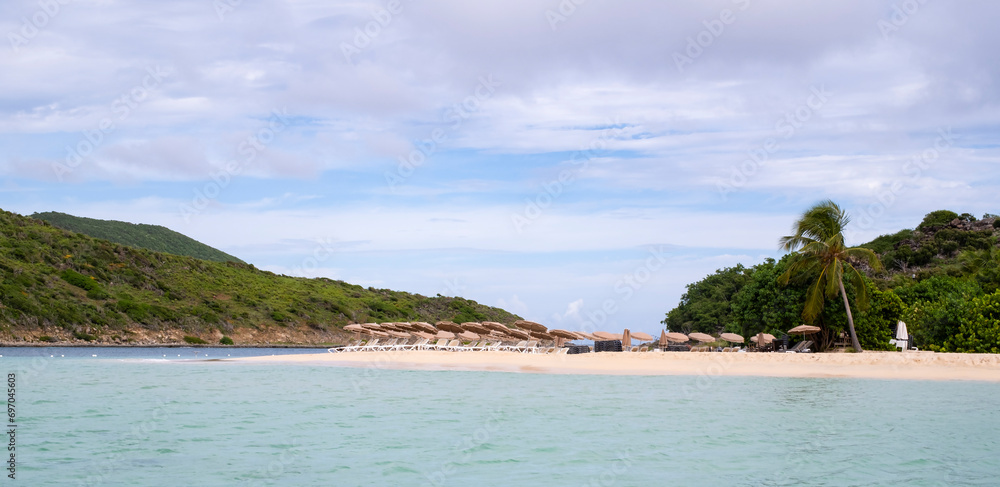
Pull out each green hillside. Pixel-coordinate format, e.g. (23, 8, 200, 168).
(663, 209, 1000, 353)
(0, 209, 520, 345)
(30, 211, 244, 263)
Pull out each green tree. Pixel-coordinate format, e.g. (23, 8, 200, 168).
(663, 264, 751, 334)
(778, 200, 884, 352)
(730, 257, 806, 339)
(917, 210, 959, 230)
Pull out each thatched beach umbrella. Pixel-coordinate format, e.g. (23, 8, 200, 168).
(436, 322, 466, 334)
(789, 325, 821, 347)
(664, 332, 689, 343)
(344, 323, 365, 340)
(412, 331, 436, 340)
(751, 333, 776, 351)
(720, 333, 744, 344)
(411, 322, 437, 333)
(458, 331, 480, 341)
(593, 331, 618, 340)
(622, 329, 632, 349)
(529, 331, 554, 342)
(631, 331, 653, 342)
(549, 329, 582, 347)
(481, 321, 509, 332)
(462, 322, 493, 335)
(506, 329, 531, 340)
(435, 331, 456, 340)
(514, 320, 547, 333)
(689, 332, 715, 343)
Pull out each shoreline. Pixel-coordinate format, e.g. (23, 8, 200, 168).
(229, 350, 1000, 382)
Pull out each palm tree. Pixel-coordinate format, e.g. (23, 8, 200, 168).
(777, 200, 883, 352)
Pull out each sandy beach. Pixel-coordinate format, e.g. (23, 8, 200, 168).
(231, 350, 1000, 382)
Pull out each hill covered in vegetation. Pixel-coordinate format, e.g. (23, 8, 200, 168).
(663, 210, 1000, 353)
(30, 211, 244, 263)
(0, 209, 520, 345)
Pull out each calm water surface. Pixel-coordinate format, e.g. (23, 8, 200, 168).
(3, 347, 998, 486)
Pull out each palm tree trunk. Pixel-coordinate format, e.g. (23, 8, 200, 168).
(838, 277, 863, 352)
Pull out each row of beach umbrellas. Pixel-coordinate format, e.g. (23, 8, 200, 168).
(343, 320, 824, 349)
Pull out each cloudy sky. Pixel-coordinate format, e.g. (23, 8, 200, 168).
(2, 0, 998, 335)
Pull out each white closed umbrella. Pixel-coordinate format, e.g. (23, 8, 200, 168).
(896, 321, 909, 351)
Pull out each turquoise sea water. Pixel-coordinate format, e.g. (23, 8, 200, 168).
(4, 348, 1000, 486)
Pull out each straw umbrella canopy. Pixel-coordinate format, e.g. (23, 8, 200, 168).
(434, 330, 456, 340)
(394, 322, 418, 331)
(412, 331, 436, 340)
(344, 323, 365, 340)
(513, 320, 547, 333)
(436, 322, 466, 334)
(689, 332, 715, 343)
(789, 325, 821, 335)
(462, 322, 493, 335)
(458, 331, 480, 341)
(631, 331, 653, 342)
(505, 329, 531, 340)
(593, 331, 618, 340)
(481, 322, 509, 333)
(789, 324, 821, 348)
(549, 329, 582, 340)
(411, 322, 437, 333)
(529, 331, 554, 342)
(367, 330, 390, 338)
(547, 329, 580, 347)
(664, 332, 689, 343)
(720, 333, 744, 344)
(750, 333, 776, 344)
(387, 330, 411, 339)
(359, 322, 381, 330)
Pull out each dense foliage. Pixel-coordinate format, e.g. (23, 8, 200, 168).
(0, 209, 520, 344)
(663, 265, 751, 334)
(31, 211, 245, 263)
(664, 209, 1000, 352)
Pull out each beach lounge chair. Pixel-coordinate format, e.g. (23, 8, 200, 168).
(639, 346, 649, 352)
(523, 340, 539, 353)
(431, 339, 450, 350)
(786, 340, 814, 353)
(502, 340, 527, 352)
(328, 338, 363, 353)
(402, 338, 429, 351)
(444, 339, 463, 351)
